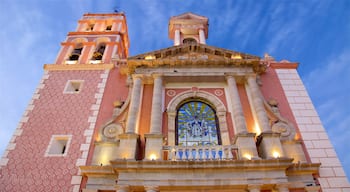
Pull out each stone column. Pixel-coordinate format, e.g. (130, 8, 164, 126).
(150, 75, 163, 134)
(275, 183, 290, 192)
(199, 29, 206, 44)
(226, 75, 247, 134)
(247, 76, 284, 159)
(117, 75, 142, 160)
(247, 184, 261, 192)
(116, 185, 130, 192)
(126, 75, 142, 133)
(227, 75, 258, 159)
(145, 185, 159, 192)
(174, 29, 180, 46)
(145, 75, 164, 160)
(247, 76, 271, 133)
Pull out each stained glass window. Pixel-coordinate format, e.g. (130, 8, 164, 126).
(176, 101, 221, 146)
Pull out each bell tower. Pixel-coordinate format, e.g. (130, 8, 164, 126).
(168, 12, 208, 45)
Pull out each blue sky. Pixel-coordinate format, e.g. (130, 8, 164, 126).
(0, 0, 349, 180)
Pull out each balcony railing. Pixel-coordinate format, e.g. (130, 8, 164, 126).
(162, 145, 238, 161)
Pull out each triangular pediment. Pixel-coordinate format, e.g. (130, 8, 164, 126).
(126, 44, 265, 74)
(171, 12, 207, 21)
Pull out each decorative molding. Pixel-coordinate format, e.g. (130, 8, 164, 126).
(43, 63, 114, 71)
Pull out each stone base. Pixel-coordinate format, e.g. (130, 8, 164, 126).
(257, 132, 284, 159)
(144, 134, 164, 161)
(281, 140, 307, 163)
(117, 133, 140, 160)
(91, 141, 119, 165)
(233, 132, 259, 160)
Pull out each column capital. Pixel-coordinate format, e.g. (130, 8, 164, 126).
(115, 185, 130, 192)
(151, 73, 163, 79)
(224, 73, 235, 80)
(132, 74, 144, 80)
(275, 183, 290, 192)
(247, 184, 261, 192)
(144, 185, 159, 192)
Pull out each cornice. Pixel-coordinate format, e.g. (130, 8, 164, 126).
(126, 44, 266, 74)
(43, 64, 114, 71)
(270, 62, 299, 69)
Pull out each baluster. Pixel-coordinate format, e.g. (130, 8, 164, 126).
(214, 147, 219, 160)
(221, 146, 226, 160)
(218, 146, 223, 160)
(185, 148, 189, 160)
(205, 148, 210, 160)
(227, 146, 233, 160)
(198, 148, 203, 160)
(188, 148, 193, 160)
(175, 147, 180, 160)
(191, 148, 197, 161)
(209, 147, 214, 160)
(170, 147, 176, 161)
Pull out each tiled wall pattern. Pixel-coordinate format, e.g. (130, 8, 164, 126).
(275, 68, 350, 192)
(0, 70, 105, 191)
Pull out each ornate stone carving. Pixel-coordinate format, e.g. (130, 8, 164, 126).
(265, 98, 296, 140)
(272, 121, 292, 137)
(101, 123, 123, 141)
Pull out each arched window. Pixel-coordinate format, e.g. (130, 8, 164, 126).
(68, 43, 83, 61)
(92, 43, 106, 60)
(176, 101, 221, 146)
(183, 38, 197, 44)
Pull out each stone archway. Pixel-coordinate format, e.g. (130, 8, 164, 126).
(166, 90, 230, 146)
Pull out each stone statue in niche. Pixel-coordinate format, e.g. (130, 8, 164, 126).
(265, 98, 296, 140)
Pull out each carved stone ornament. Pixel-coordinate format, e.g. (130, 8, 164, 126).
(102, 123, 123, 140)
(272, 121, 291, 137)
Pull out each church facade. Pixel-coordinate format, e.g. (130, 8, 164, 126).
(0, 12, 349, 192)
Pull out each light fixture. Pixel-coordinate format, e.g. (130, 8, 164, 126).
(149, 154, 157, 161)
(145, 55, 156, 60)
(243, 153, 252, 160)
(273, 151, 280, 158)
(231, 54, 242, 59)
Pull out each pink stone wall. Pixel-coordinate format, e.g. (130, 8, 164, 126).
(0, 70, 104, 191)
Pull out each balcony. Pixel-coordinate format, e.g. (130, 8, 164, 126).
(162, 145, 238, 161)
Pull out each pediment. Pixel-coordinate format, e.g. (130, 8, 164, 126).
(127, 44, 263, 73)
(171, 12, 207, 21)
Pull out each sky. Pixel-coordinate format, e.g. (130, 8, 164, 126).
(0, 0, 349, 180)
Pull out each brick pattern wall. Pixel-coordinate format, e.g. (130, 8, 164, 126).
(275, 68, 350, 192)
(0, 70, 104, 191)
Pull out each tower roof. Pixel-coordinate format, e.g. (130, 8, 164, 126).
(168, 12, 209, 40)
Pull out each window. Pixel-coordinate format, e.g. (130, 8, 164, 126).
(176, 101, 221, 146)
(86, 24, 94, 31)
(91, 43, 106, 60)
(106, 25, 112, 31)
(68, 43, 83, 61)
(45, 135, 72, 157)
(63, 80, 83, 94)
